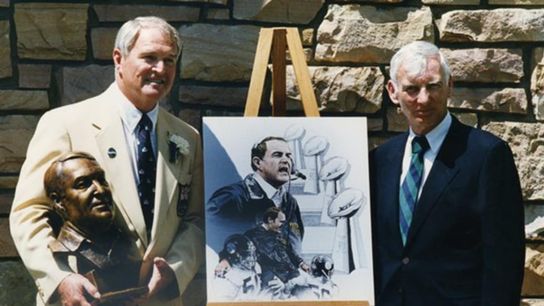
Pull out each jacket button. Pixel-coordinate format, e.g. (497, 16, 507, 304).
(402, 257, 410, 264)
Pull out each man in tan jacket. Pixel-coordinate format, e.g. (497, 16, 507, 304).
(10, 16, 204, 306)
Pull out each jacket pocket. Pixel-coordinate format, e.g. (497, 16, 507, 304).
(435, 278, 481, 299)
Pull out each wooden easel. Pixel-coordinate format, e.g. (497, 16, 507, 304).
(243, 28, 320, 117)
(207, 28, 370, 306)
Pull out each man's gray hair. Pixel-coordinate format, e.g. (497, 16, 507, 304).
(389, 41, 451, 86)
(114, 16, 182, 58)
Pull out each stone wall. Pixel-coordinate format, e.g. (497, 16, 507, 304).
(0, 0, 542, 305)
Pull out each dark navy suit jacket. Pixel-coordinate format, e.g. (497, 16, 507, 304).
(370, 116, 524, 306)
(206, 174, 304, 253)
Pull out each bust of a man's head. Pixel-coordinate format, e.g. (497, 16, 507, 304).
(44, 151, 114, 237)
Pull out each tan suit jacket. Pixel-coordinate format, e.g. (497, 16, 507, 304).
(10, 83, 204, 306)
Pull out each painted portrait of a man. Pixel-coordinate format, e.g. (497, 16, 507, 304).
(203, 117, 374, 304)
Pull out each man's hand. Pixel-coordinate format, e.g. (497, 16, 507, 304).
(147, 257, 175, 298)
(131, 257, 177, 305)
(56, 273, 100, 306)
(267, 277, 286, 295)
(214, 259, 231, 278)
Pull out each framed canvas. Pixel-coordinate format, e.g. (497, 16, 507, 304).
(203, 117, 374, 305)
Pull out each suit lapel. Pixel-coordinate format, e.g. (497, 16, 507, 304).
(90, 87, 148, 247)
(381, 135, 407, 249)
(148, 109, 188, 246)
(406, 117, 465, 246)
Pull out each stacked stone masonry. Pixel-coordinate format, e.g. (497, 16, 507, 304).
(0, 0, 543, 305)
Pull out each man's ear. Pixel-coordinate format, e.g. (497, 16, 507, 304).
(50, 193, 66, 215)
(112, 48, 123, 71)
(386, 80, 400, 106)
(252, 157, 261, 171)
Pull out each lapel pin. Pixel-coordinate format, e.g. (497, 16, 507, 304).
(107, 147, 117, 158)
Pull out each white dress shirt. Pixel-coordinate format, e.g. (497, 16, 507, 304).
(400, 112, 452, 199)
(115, 83, 159, 184)
(254, 173, 286, 207)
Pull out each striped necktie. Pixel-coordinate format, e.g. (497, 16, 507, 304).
(136, 113, 156, 231)
(399, 136, 429, 245)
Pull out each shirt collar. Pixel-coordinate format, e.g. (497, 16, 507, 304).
(408, 112, 452, 155)
(253, 172, 284, 200)
(115, 83, 159, 134)
(55, 222, 89, 252)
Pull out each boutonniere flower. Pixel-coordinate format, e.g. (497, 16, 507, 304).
(168, 133, 190, 163)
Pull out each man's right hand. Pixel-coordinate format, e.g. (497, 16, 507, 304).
(267, 277, 286, 295)
(214, 259, 231, 278)
(56, 274, 100, 306)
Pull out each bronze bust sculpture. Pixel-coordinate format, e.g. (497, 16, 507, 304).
(44, 151, 146, 305)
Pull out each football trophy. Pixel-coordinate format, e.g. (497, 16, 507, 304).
(319, 156, 349, 225)
(328, 188, 366, 274)
(284, 124, 307, 174)
(302, 136, 329, 194)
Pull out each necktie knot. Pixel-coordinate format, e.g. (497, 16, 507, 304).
(271, 187, 285, 206)
(412, 136, 429, 155)
(138, 113, 152, 133)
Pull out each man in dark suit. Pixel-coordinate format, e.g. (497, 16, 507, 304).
(207, 137, 304, 255)
(370, 41, 525, 306)
(245, 207, 309, 295)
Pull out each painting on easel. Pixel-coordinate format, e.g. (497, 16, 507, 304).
(203, 117, 374, 305)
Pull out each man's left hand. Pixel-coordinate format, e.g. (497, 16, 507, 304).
(133, 257, 176, 304)
(147, 257, 175, 298)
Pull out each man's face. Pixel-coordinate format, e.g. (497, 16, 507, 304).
(254, 140, 293, 188)
(58, 158, 113, 234)
(268, 212, 286, 233)
(114, 27, 177, 113)
(387, 56, 452, 136)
